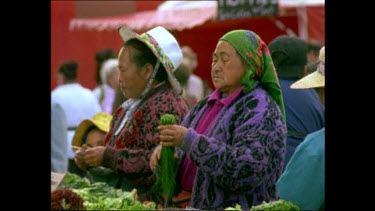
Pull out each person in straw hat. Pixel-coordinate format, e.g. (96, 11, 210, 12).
(75, 26, 189, 202)
(151, 29, 287, 210)
(268, 35, 325, 170)
(290, 46, 325, 104)
(276, 46, 325, 211)
(72, 112, 120, 185)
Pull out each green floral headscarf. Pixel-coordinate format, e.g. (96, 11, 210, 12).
(220, 30, 286, 122)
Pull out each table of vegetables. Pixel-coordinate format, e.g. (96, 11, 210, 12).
(51, 172, 156, 210)
(51, 172, 300, 210)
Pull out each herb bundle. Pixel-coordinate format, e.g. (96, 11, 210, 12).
(152, 114, 177, 205)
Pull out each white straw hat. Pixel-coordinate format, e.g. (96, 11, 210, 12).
(118, 26, 183, 94)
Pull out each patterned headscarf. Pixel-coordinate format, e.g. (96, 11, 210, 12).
(220, 30, 286, 122)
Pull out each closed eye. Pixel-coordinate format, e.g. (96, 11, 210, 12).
(119, 66, 127, 72)
(212, 54, 218, 63)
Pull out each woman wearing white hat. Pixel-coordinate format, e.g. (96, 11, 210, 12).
(75, 26, 189, 202)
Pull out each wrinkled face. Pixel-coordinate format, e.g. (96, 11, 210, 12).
(118, 46, 149, 99)
(211, 40, 247, 96)
(85, 128, 106, 148)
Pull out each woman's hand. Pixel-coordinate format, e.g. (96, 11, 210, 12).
(150, 145, 162, 171)
(158, 125, 188, 147)
(83, 146, 106, 167)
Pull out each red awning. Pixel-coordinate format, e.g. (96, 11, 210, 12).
(69, 0, 324, 44)
(69, 2, 217, 32)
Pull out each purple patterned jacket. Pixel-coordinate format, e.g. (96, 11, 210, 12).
(102, 83, 189, 192)
(178, 85, 286, 210)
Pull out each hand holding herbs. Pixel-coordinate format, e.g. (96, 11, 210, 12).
(152, 114, 178, 205)
(158, 116, 189, 147)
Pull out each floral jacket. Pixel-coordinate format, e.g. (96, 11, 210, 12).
(102, 83, 189, 192)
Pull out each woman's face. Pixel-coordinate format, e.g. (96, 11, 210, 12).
(85, 128, 106, 148)
(118, 46, 150, 99)
(211, 40, 247, 96)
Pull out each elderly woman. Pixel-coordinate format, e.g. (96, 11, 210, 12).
(152, 30, 287, 210)
(75, 26, 189, 202)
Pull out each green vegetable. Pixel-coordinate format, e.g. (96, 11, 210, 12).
(250, 200, 300, 211)
(160, 114, 176, 125)
(72, 182, 155, 210)
(56, 172, 155, 210)
(152, 114, 177, 205)
(58, 172, 90, 190)
(225, 204, 242, 210)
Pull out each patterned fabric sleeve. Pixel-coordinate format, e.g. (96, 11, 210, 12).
(176, 97, 209, 160)
(180, 87, 286, 193)
(103, 88, 189, 181)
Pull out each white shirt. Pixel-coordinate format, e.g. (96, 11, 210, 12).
(52, 83, 102, 158)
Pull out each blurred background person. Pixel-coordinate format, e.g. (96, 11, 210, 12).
(181, 46, 204, 101)
(277, 46, 325, 211)
(269, 35, 324, 169)
(174, 62, 199, 108)
(306, 41, 322, 75)
(51, 60, 101, 174)
(51, 100, 68, 173)
(95, 48, 117, 86)
(92, 58, 120, 114)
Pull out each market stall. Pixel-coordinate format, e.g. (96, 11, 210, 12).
(52, 0, 324, 92)
(69, 0, 324, 44)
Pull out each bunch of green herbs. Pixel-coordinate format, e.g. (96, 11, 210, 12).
(152, 114, 177, 205)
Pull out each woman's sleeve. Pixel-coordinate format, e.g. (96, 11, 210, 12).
(103, 93, 189, 177)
